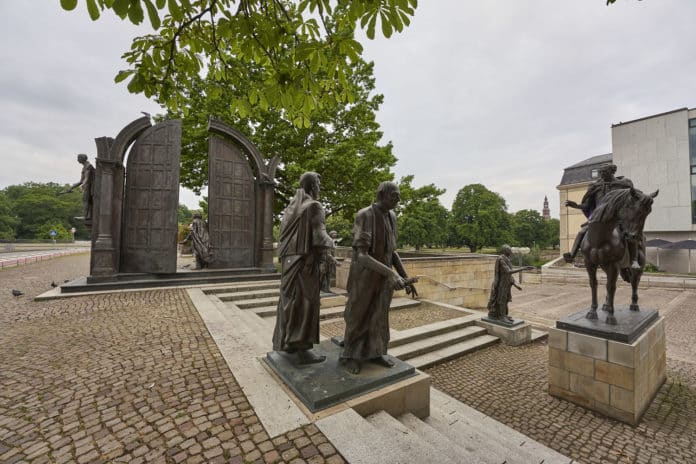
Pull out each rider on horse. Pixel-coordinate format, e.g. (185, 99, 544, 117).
(563, 164, 641, 270)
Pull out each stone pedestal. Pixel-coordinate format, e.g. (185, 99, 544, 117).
(478, 318, 531, 346)
(265, 339, 429, 419)
(548, 309, 666, 425)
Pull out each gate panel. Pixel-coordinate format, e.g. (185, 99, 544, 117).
(209, 135, 256, 268)
(120, 120, 181, 273)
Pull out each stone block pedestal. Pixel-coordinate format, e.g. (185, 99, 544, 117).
(478, 318, 531, 346)
(548, 311, 666, 425)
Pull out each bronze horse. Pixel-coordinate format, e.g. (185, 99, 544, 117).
(581, 187, 659, 325)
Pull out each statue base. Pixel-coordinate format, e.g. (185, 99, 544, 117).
(556, 306, 659, 343)
(548, 311, 666, 425)
(265, 339, 421, 414)
(478, 318, 531, 346)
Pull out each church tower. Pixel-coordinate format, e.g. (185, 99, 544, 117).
(542, 196, 550, 220)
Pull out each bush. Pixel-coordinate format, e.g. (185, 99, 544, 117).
(644, 262, 659, 273)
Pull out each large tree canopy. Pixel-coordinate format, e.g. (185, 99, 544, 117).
(59, 0, 417, 126)
(171, 58, 396, 221)
(450, 184, 511, 252)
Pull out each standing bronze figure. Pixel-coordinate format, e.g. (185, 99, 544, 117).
(64, 154, 95, 223)
(182, 213, 213, 269)
(340, 181, 417, 375)
(486, 245, 533, 323)
(272, 172, 335, 364)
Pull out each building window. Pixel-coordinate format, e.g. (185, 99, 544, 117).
(690, 119, 696, 223)
(591, 169, 599, 179)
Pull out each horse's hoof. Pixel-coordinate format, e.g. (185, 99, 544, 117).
(606, 315, 617, 325)
(601, 304, 609, 312)
(629, 304, 640, 311)
(586, 310, 598, 320)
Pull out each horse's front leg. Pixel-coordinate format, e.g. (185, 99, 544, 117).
(586, 263, 599, 320)
(630, 269, 642, 311)
(604, 264, 618, 325)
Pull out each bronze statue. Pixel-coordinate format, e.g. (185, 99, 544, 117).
(579, 187, 658, 324)
(486, 245, 533, 323)
(320, 231, 339, 293)
(272, 172, 335, 364)
(182, 213, 213, 269)
(564, 164, 637, 269)
(64, 154, 95, 223)
(340, 181, 417, 375)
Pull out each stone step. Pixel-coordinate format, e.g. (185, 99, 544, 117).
(427, 405, 533, 464)
(366, 411, 458, 464)
(406, 335, 499, 370)
(530, 328, 548, 342)
(217, 288, 280, 301)
(202, 281, 280, 295)
(397, 412, 486, 464)
(390, 325, 489, 361)
(233, 296, 280, 309)
(430, 389, 575, 464)
(316, 408, 413, 464)
(389, 314, 480, 348)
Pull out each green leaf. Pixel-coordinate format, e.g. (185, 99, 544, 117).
(366, 13, 377, 40)
(380, 12, 393, 38)
(86, 0, 100, 20)
(156, 0, 165, 7)
(168, 0, 182, 21)
(128, 1, 145, 24)
(60, 0, 78, 11)
(143, 0, 161, 29)
(112, 0, 130, 17)
(114, 70, 133, 83)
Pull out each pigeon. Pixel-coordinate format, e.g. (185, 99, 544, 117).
(51, 281, 58, 288)
(63, 279, 70, 283)
(12, 289, 23, 297)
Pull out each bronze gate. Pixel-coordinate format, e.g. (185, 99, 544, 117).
(208, 135, 256, 268)
(120, 120, 182, 273)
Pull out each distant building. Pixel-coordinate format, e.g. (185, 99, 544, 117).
(542, 196, 550, 220)
(558, 107, 696, 273)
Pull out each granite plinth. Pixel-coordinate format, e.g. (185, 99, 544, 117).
(265, 340, 416, 412)
(482, 316, 524, 327)
(557, 307, 659, 343)
(478, 318, 531, 346)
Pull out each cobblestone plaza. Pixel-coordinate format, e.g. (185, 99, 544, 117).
(1, 254, 695, 463)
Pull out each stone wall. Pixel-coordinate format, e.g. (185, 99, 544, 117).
(335, 254, 496, 309)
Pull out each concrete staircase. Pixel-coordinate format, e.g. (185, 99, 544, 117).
(317, 388, 575, 464)
(203, 280, 500, 370)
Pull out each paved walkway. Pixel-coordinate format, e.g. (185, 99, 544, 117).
(0, 247, 90, 270)
(0, 255, 345, 464)
(3, 256, 695, 463)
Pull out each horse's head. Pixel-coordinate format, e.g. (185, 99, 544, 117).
(620, 188, 659, 237)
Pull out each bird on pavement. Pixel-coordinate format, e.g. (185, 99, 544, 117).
(12, 289, 23, 297)
(51, 281, 58, 288)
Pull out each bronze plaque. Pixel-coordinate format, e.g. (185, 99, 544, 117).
(121, 120, 181, 273)
(209, 135, 256, 268)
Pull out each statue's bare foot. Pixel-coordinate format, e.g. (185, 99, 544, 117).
(344, 359, 361, 374)
(296, 349, 326, 365)
(371, 355, 395, 368)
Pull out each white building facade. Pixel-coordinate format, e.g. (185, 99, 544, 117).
(611, 108, 696, 273)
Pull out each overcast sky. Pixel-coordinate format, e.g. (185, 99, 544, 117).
(2, 1, 695, 218)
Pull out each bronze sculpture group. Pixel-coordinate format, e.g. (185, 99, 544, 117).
(564, 164, 658, 324)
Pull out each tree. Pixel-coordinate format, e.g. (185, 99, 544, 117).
(450, 184, 511, 252)
(170, 59, 396, 222)
(0, 192, 19, 240)
(544, 218, 560, 249)
(511, 209, 546, 248)
(178, 203, 194, 224)
(2, 183, 87, 239)
(396, 176, 448, 251)
(59, 0, 418, 127)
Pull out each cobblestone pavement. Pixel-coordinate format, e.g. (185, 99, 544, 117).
(319, 303, 465, 339)
(426, 341, 696, 464)
(0, 255, 346, 464)
(509, 282, 696, 363)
